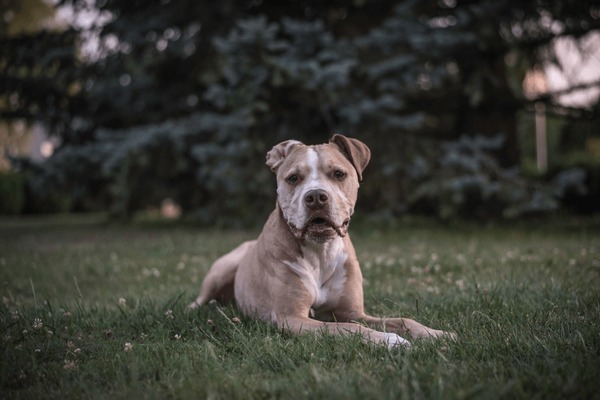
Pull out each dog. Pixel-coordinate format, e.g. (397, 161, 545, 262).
(189, 134, 453, 347)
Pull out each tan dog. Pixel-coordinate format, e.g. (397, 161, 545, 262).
(189, 135, 452, 347)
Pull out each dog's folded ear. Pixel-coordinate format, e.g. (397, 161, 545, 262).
(266, 140, 304, 172)
(329, 134, 371, 181)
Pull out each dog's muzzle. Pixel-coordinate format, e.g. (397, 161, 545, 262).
(281, 188, 351, 243)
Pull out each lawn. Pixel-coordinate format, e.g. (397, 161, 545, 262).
(1, 214, 599, 399)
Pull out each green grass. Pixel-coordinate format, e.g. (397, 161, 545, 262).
(1, 214, 599, 399)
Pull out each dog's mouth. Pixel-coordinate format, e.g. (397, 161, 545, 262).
(310, 217, 327, 226)
(289, 215, 350, 243)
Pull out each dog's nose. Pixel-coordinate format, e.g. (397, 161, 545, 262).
(305, 189, 329, 209)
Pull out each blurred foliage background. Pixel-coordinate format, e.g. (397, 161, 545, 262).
(1, 0, 599, 223)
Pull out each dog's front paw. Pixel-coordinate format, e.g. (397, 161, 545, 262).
(383, 332, 411, 349)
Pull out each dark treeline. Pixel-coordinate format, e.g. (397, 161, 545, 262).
(2, 0, 599, 222)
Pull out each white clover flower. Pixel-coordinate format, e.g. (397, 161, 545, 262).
(32, 318, 43, 330)
(124, 342, 133, 352)
(63, 360, 76, 370)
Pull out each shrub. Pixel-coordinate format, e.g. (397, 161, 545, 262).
(549, 152, 600, 214)
(405, 135, 559, 220)
(0, 171, 25, 214)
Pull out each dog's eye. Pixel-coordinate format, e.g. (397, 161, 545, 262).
(286, 174, 299, 184)
(333, 170, 346, 181)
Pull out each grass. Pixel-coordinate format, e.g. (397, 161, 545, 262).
(1, 214, 599, 399)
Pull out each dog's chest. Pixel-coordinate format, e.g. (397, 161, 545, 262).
(283, 239, 348, 309)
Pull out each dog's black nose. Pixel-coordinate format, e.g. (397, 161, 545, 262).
(305, 189, 329, 209)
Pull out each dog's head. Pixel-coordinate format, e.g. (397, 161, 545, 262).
(266, 134, 370, 243)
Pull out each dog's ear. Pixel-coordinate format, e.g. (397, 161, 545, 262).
(266, 140, 304, 172)
(329, 134, 371, 181)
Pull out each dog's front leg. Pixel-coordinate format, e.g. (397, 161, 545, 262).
(278, 316, 411, 348)
(358, 315, 456, 340)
